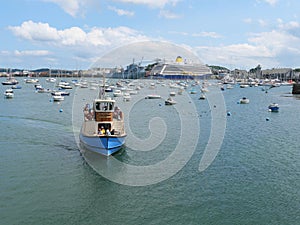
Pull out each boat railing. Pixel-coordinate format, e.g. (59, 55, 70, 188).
(113, 120, 125, 135)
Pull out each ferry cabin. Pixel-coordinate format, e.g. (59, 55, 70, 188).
(83, 98, 124, 136)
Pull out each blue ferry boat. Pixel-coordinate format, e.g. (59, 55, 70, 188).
(79, 86, 126, 156)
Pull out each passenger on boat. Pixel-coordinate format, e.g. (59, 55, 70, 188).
(113, 107, 122, 120)
(106, 129, 111, 136)
(84, 104, 94, 121)
(99, 126, 105, 135)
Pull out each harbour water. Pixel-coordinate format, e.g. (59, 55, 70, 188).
(1, 78, 299, 224)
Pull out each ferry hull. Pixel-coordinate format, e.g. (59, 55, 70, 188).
(79, 133, 126, 156)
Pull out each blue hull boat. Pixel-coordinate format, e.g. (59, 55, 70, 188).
(79, 133, 126, 156)
(79, 82, 126, 156)
(268, 103, 279, 112)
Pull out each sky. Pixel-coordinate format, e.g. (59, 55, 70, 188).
(1, 0, 300, 70)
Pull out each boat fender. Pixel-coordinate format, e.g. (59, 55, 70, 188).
(227, 112, 231, 116)
(59, 109, 63, 112)
(266, 117, 270, 121)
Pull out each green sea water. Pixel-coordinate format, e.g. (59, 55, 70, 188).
(0, 78, 299, 225)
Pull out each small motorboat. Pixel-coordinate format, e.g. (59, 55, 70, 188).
(46, 77, 56, 83)
(177, 88, 184, 95)
(145, 94, 161, 99)
(123, 93, 131, 102)
(24, 78, 39, 83)
(190, 89, 197, 94)
(113, 90, 123, 97)
(51, 91, 70, 96)
(52, 92, 64, 101)
(129, 90, 138, 95)
(239, 97, 249, 104)
(37, 88, 51, 93)
(11, 85, 22, 89)
(199, 94, 206, 100)
(165, 97, 177, 105)
(200, 87, 209, 93)
(169, 91, 176, 97)
(268, 103, 279, 112)
(240, 84, 249, 88)
(226, 84, 234, 89)
(4, 88, 14, 98)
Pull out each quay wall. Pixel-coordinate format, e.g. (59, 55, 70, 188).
(292, 84, 300, 94)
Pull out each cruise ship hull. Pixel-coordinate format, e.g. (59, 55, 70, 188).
(155, 74, 211, 80)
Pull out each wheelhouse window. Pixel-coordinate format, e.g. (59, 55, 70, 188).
(95, 101, 114, 111)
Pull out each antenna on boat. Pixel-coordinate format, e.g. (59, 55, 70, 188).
(99, 74, 106, 99)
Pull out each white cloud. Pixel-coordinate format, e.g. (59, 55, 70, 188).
(159, 10, 181, 19)
(243, 18, 253, 24)
(196, 26, 300, 69)
(43, 0, 81, 17)
(278, 20, 300, 30)
(115, 0, 179, 8)
(8, 21, 149, 48)
(196, 43, 274, 69)
(243, 18, 268, 27)
(168, 31, 221, 39)
(43, 0, 178, 17)
(58, 27, 87, 45)
(248, 30, 300, 53)
(8, 20, 60, 42)
(108, 6, 134, 16)
(192, 32, 221, 39)
(258, 19, 268, 27)
(14, 50, 51, 56)
(256, 0, 278, 6)
(263, 0, 278, 6)
(8, 20, 150, 67)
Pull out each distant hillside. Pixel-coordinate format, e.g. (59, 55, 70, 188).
(208, 65, 229, 71)
(208, 65, 230, 75)
(0, 67, 74, 76)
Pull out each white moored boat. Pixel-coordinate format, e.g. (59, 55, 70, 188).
(145, 94, 161, 99)
(165, 97, 177, 105)
(239, 97, 250, 104)
(169, 91, 176, 97)
(2, 77, 18, 85)
(79, 85, 126, 156)
(113, 89, 123, 97)
(123, 93, 131, 102)
(199, 94, 206, 100)
(4, 88, 14, 98)
(52, 92, 64, 101)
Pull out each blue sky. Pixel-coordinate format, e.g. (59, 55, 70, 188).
(1, 0, 300, 70)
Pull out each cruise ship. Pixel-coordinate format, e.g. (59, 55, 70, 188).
(149, 56, 212, 80)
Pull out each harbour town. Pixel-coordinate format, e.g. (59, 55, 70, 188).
(2, 0, 300, 224)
